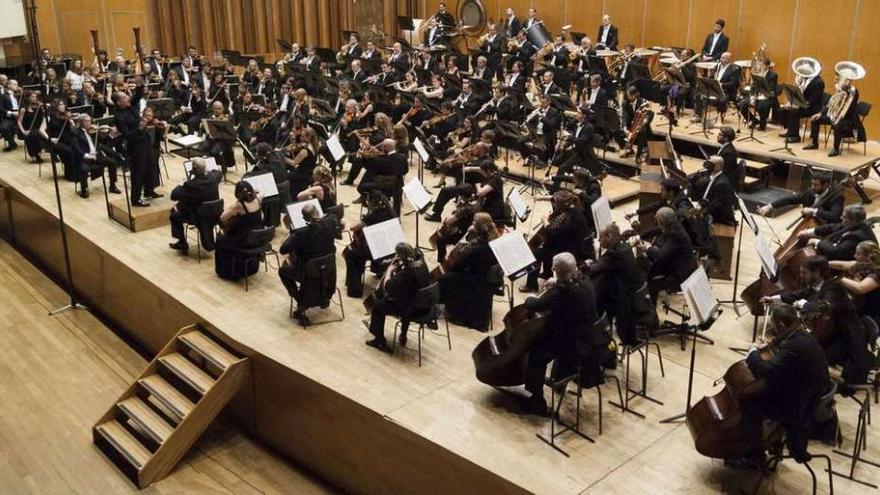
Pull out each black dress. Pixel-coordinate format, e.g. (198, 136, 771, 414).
(439, 238, 498, 330)
(287, 148, 317, 199)
(20, 108, 45, 157)
(215, 201, 264, 280)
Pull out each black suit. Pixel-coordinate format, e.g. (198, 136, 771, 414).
(597, 24, 619, 50)
(810, 87, 864, 151)
(588, 241, 645, 344)
(717, 143, 740, 189)
(504, 16, 522, 38)
(548, 46, 569, 68)
(814, 221, 877, 261)
(0, 93, 21, 146)
(701, 32, 729, 61)
(368, 259, 432, 343)
(114, 104, 152, 203)
(647, 222, 697, 301)
(700, 172, 737, 226)
(770, 188, 843, 225)
(783, 76, 825, 138)
(169, 171, 222, 241)
(278, 216, 338, 303)
(738, 69, 779, 128)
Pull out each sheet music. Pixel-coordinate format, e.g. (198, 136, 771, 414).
(736, 194, 758, 235)
(755, 232, 778, 279)
(590, 196, 613, 233)
(285, 199, 324, 230)
(183, 157, 221, 175)
(403, 178, 432, 212)
(363, 218, 406, 260)
(489, 231, 537, 277)
(171, 134, 204, 147)
(326, 133, 345, 161)
(507, 188, 529, 221)
(413, 138, 430, 163)
(680, 266, 719, 325)
(244, 172, 279, 197)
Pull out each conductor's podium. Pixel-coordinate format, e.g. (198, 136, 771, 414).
(707, 222, 736, 280)
(110, 196, 173, 232)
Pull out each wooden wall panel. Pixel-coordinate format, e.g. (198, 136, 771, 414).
(739, 0, 797, 82)
(792, 0, 857, 87)
(57, 12, 101, 62)
(540, 0, 567, 38)
(605, 0, 646, 47)
(566, 1, 604, 44)
(644, 0, 689, 48)
(687, 0, 739, 54)
(852, 0, 880, 136)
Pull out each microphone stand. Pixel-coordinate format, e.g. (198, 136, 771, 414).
(48, 151, 89, 316)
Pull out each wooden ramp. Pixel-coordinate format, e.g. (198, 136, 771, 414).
(109, 197, 173, 232)
(93, 324, 249, 489)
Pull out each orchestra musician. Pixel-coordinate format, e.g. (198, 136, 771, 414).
(343, 190, 396, 298)
(432, 185, 479, 264)
(700, 19, 729, 61)
(520, 252, 599, 416)
(202, 100, 236, 176)
(552, 105, 602, 175)
(803, 76, 863, 157)
(798, 204, 877, 261)
(285, 126, 320, 198)
(434, 2, 455, 29)
(113, 89, 155, 207)
(694, 52, 740, 119)
(168, 157, 222, 253)
(423, 18, 447, 50)
(141, 106, 165, 200)
(503, 7, 522, 38)
(780, 64, 825, 144)
(215, 181, 264, 280)
(364, 242, 432, 351)
(279, 203, 339, 325)
(523, 8, 541, 32)
(696, 156, 736, 226)
(297, 165, 337, 210)
(478, 24, 503, 80)
(547, 35, 570, 68)
(756, 171, 843, 223)
(639, 207, 698, 303)
(17, 90, 47, 163)
(357, 138, 407, 214)
(617, 85, 653, 159)
(737, 57, 779, 131)
(724, 303, 830, 470)
(425, 147, 503, 223)
(66, 114, 121, 198)
(526, 93, 561, 164)
(388, 42, 410, 75)
(597, 15, 619, 51)
(0, 79, 21, 152)
(830, 240, 880, 322)
(715, 126, 740, 188)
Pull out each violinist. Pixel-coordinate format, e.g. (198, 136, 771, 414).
(798, 204, 876, 261)
(251, 103, 278, 147)
(725, 303, 829, 469)
(0, 78, 21, 152)
(520, 253, 599, 416)
(761, 255, 870, 386)
(82, 81, 107, 118)
(432, 185, 479, 264)
(756, 173, 843, 224)
(254, 67, 277, 99)
(248, 142, 287, 184)
(67, 114, 121, 198)
(333, 84, 352, 116)
(47, 101, 74, 177)
(113, 91, 151, 206)
(17, 91, 46, 163)
(397, 94, 431, 134)
(639, 207, 698, 303)
(284, 126, 319, 198)
(830, 240, 880, 322)
(627, 178, 713, 254)
(520, 190, 590, 293)
(233, 91, 261, 143)
(364, 242, 432, 351)
(425, 143, 499, 222)
(242, 59, 261, 88)
(344, 190, 396, 298)
(358, 138, 407, 214)
(343, 110, 391, 186)
(202, 100, 236, 175)
(297, 165, 337, 210)
(439, 212, 500, 331)
(141, 106, 166, 200)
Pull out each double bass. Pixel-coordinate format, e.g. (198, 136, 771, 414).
(472, 301, 549, 386)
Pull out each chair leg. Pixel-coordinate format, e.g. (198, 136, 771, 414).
(648, 341, 665, 377)
(418, 324, 423, 367)
(445, 318, 452, 350)
(596, 383, 603, 435)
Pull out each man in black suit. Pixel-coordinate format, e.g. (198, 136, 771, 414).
(580, 74, 609, 110)
(695, 52, 740, 118)
(597, 14, 619, 50)
(113, 90, 153, 207)
(278, 203, 339, 324)
(800, 204, 877, 261)
(504, 61, 527, 96)
(527, 93, 561, 163)
(521, 190, 590, 292)
(725, 303, 830, 468)
(471, 56, 494, 84)
(738, 58, 780, 130)
(716, 127, 740, 188)
(387, 42, 410, 75)
(66, 115, 122, 198)
(347, 59, 368, 83)
(618, 85, 653, 159)
(360, 41, 382, 62)
(547, 35, 570, 68)
(0, 79, 21, 152)
(423, 18, 447, 49)
(453, 79, 481, 115)
(365, 242, 432, 350)
(358, 139, 407, 214)
(479, 23, 504, 80)
(587, 224, 645, 345)
(494, 86, 521, 122)
(168, 157, 222, 253)
(552, 106, 601, 175)
(434, 2, 456, 29)
(758, 173, 843, 224)
(700, 19, 729, 61)
(523, 8, 541, 33)
(804, 78, 863, 157)
(780, 71, 825, 143)
(504, 7, 522, 38)
(521, 253, 599, 415)
(698, 156, 737, 226)
(644, 207, 698, 302)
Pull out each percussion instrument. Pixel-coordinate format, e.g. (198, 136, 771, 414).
(695, 61, 717, 78)
(734, 59, 753, 86)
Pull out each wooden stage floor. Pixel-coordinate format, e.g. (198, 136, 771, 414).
(0, 146, 878, 494)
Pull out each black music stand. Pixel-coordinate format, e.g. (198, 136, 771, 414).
(771, 83, 806, 156)
(398, 16, 416, 48)
(47, 151, 90, 316)
(689, 77, 724, 138)
(716, 198, 751, 318)
(147, 98, 175, 121)
(204, 119, 236, 181)
(738, 74, 772, 144)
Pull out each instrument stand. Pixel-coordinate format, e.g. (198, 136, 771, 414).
(517, 152, 546, 198)
(769, 132, 797, 156)
(48, 153, 90, 317)
(607, 338, 666, 420)
(832, 389, 880, 489)
(659, 311, 721, 424)
(654, 300, 714, 349)
(688, 78, 724, 139)
(737, 116, 764, 144)
(412, 200, 435, 253)
(770, 84, 807, 156)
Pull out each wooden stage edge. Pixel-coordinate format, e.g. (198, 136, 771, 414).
(0, 181, 524, 494)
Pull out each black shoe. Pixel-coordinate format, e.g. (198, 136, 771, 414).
(109, 185, 122, 194)
(347, 289, 363, 298)
(724, 454, 767, 471)
(298, 313, 311, 326)
(3, 142, 17, 152)
(424, 213, 441, 222)
(34, 155, 43, 163)
(365, 338, 388, 351)
(132, 200, 150, 207)
(78, 189, 89, 199)
(169, 241, 189, 253)
(341, 179, 355, 186)
(518, 284, 537, 293)
(757, 125, 767, 132)
(520, 397, 549, 417)
(803, 143, 819, 150)
(144, 191, 164, 199)
(828, 149, 840, 157)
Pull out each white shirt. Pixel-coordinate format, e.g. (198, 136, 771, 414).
(716, 64, 728, 81)
(279, 94, 289, 112)
(83, 128, 96, 155)
(575, 124, 584, 138)
(9, 93, 18, 111)
(66, 71, 85, 91)
(536, 108, 547, 135)
(709, 33, 721, 55)
(600, 25, 610, 44)
(587, 88, 599, 106)
(181, 67, 190, 84)
(508, 73, 519, 86)
(703, 171, 722, 200)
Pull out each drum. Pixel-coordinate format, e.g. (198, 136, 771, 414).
(640, 49, 660, 75)
(734, 59, 753, 86)
(695, 61, 718, 78)
(523, 21, 550, 49)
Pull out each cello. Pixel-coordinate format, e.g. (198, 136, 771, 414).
(472, 300, 549, 387)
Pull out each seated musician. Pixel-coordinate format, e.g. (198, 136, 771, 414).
(779, 69, 825, 144)
(478, 24, 502, 80)
(358, 138, 407, 214)
(426, 153, 503, 223)
(420, 101, 460, 153)
(453, 79, 483, 116)
(694, 52, 740, 119)
(0, 79, 21, 152)
(343, 190, 396, 297)
(284, 126, 320, 198)
(521, 253, 599, 415)
(757, 172, 843, 223)
(168, 157, 222, 253)
(715, 127, 740, 187)
(343, 110, 391, 186)
(169, 83, 207, 135)
(17, 90, 47, 163)
(439, 212, 500, 331)
(798, 204, 877, 260)
(585, 224, 645, 345)
(725, 303, 830, 469)
(388, 42, 410, 75)
(215, 181, 264, 280)
(737, 57, 779, 131)
(421, 74, 447, 101)
(547, 35, 569, 68)
(364, 242, 432, 351)
(432, 185, 479, 264)
(67, 114, 121, 198)
(579, 74, 609, 111)
(524, 94, 561, 164)
(201, 100, 236, 174)
(538, 70, 561, 96)
(493, 85, 522, 122)
(521, 190, 591, 293)
(472, 56, 493, 84)
(504, 61, 527, 96)
(761, 256, 871, 387)
(617, 85, 653, 160)
(279, 204, 339, 325)
(639, 207, 698, 303)
(831, 241, 880, 326)
(552, 105, 602, 175)
(803, 76, 863, 157)
(298, 165, 337, 210)
(696, 156, 736, 225)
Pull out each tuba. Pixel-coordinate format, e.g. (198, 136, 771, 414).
(827, 61, 866, 125)
(751, 43, 768, 77)
(791, 56, 822, 86)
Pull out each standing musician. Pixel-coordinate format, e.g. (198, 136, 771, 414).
(364, 242, 432, 351)
(798, 204, 877, 261)
(639, 207, 698, 303)
(168, 157, 222, 254)
(0, 79, 21, 152)
(279, 203, 339, 325)
(757, 172, 843, 223)
(803, 73, 863, 157)
(503, 7, 522, 38)
(737, 57, 779, 131)
(423, 18, 447, 50)
(344, 190, 396, 298)
(724, 303, 830, 469)
(141, 107, 166, 200)
(523, 8, 541, 33)
(434, 2, 456, 29)
(521, 190, 591, 293)
(780, 63, 825, 144)
(520, 253, 599, 415)
(700, 19, 729, 61)
(113, 90, 153, 207)
(596, 14, 619, 51)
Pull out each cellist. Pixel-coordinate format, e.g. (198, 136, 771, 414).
(725, 303, 829, 470)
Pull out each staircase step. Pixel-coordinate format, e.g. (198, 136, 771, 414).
(95, 420, 152, 470)
(178, 331, 239, 370)
(138, 375, 196, 421)
(117, 397, 175, 444)
(158, 353, 216, 395)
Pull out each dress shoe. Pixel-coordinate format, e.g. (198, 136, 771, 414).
(341, 179, 355, 186)
(724, 454, 766, 471)
(518, 285, 537, 294)
(803, 143, 819, 150)
(144, 191, 164, 199)
(757, 125, 767, 132)
(34, 155, 44, 164)
(519, 397, 549, 417)
(423, 213, 442, 222)
(78, 189, 89, 199)
(168, 241, 189, 253)
(109, 185, 122, 194)
(132, 200, 150, 207)
(3, 142, 17, 152)
(298, 313, 311, 326)
(828, 149, 840, 157)
(365, 338, 388, 351)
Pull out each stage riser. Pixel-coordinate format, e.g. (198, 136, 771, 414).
(0, 180, 525, 495)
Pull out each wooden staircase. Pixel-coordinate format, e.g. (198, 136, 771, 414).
(93, 324, 249, 488)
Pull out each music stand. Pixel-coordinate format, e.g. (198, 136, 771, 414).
(689, 77, 724, 138)
(205, 119, 236, 180)
(146, 98, 175, 121)
(770, 83, 806, 156)
(398, 16, 416, 47)
(738, 74, 772, 144)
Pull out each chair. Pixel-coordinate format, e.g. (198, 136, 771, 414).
(288, 253, 345, 327)
(231, 226, 278, 291)
(260, 182, 288, 228)
(185, 198, 224, 262)
(751, 382, 837, 495)
(390, 282, 450, 366)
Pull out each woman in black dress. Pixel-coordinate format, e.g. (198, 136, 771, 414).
(215, 181, 265, 280)
(17, 91, 47, 163)
(286, 126, 319, 198)
(296, 165, 337, 210)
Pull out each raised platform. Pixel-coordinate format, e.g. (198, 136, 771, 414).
(0, 148, 876, 494)
(109, 197, 174, 232)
